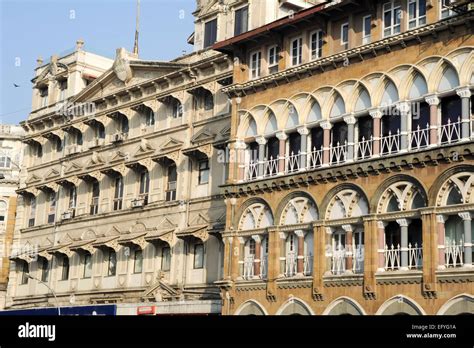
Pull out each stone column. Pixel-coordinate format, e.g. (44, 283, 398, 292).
(377, 221, 386, 272)
(437, 215, 446, 270)
(425, 95, 440, 146)
(459, 212, 472, 267)
(295, 230, 305, 275)
(342, 224, 353, 273)
(297, 127, 309, 170)
(369, 109, 382, 157)
(398, 102, 410, 152)
(238, 237, 245, 278)
(255, 136, 266, 179)
(279, 232, 287, 277)
(320, 121, 332, 166)
(344, 115, 356, 162)
(456, 88, 472, 141)
(252, 235, 262, 277)
(225, 237, 234, 280)
(397, 219, 410, 271)
(276, 132, 287, 175)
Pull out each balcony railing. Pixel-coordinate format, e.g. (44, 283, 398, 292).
(383, 243, 422, 271)
(330, 141, 347, 165)
(241, 120, 470, 182)
(381, 130, 401, 155)
(260, 254, 268, 279)
(303, 254, 313, 276)
(331, 245, 346, 275)
(439, 118, 461, 145)
(445, 240, 463, 268)
(356, 136, 373, 160)
(284, 251, 297, 277)
(409, 124, 430, 151)
(243, 255, 254, 280)
(353, 244, 364, 274)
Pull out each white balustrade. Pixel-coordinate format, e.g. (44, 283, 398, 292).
(286, 151, 301, 173)
(243, 255, 254, 280)
(408, 242, 423, 269)
(356, 136, 373, 160)
(303, 254, 313, 276)
(330, 141, 347, 165)
(409, 124, 430, 151)
(308, 147, 323, 169)
(445, 240, 463, 268)
(381, 130, 401, 155)
(285, 251, 297, 277)
(438, 118, 461, 145)
(331, 244, 346, 275)
(263, 156, 279, 178)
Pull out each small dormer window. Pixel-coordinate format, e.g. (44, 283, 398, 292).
(39, 86, 48, 107)
(59, 79, 68, 100)
(204, 18, 217, 48)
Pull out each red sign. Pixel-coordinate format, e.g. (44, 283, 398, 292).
(137, 306, 156, 315)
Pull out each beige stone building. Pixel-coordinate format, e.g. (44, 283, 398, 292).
(4, 0, 305, 315)
(0, 125, 24, 309)
(214, 0, 474, 315)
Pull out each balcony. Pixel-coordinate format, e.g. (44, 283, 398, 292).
(383, 243, 423, 271)
(284, 251, 312, 277)
(330, 244, 364, 275)
(241, 121, 468, 183)
(242, 254, 267, 280)
(445, 240, 464, 268)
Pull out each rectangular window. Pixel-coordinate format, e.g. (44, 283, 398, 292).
(61, 256, 70, 281)
(59, 80, 67, 100)
(48, 192, 57, 224)
(107, 250, 117, 276)
(234, 6, 248, 36)
(383, 1, 401, 37)
(408, 0, 426, 29)
(204, 19, 217, 48)
(20, 261, 29, 285)
(362, 15, 372, 44)
(193, 243, 204, 269)
(28, 197, 36, 227)
(90, 181, 100, 215)
(198, 160, 210, 185)
(113, 176, 124, 211)
(310, 30, 323, 60)
(133, 249, 143, 273)
(341, 23, 349, 48)
(83, 253, 92, 278)
(39, 87, 48, 108)
(0, 156, 11, 168)
(139, 170, 150, 204)
(291, 37, 303, 66)
(68, 186, 77, 210)
(249, 51, 261, 79)
(268, 45, 280, 74)
(161, 247, 171, 271)
(144, 108, 155, 127)
(440, 0, 455, 19)
(166, 164, 177, 202)
(40, 258, 49, 282)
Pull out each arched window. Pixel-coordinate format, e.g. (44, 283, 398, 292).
(171, 98, 183, 118)
(437, 66, 460, 92)
(113, 175, 124, 210)
(330, 95, 346, 118)
(133, 247, 143, 273)
(265, 112, 278, 134)
(408, 74, 428, 99)
(381, 81, 399, 105)
(307, 101, 322, 123)
(107, 249, 117, 276)
(246, 117, 257, 137)
(355, 89, 371, 112)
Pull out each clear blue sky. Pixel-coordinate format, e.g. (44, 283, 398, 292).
(0, 0, 196, 125)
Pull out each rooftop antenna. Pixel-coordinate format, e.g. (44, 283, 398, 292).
(133, 0, 140, 56)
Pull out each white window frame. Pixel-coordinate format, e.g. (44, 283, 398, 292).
(340, 23, 349, 47)
(383, 1, 402, 38)
(268, 45, 279, 69)
(440, 0, 455, 19)
(362, 15, 372, 45)
(310, 30, 323, 60)
(249, 50, 262, 79)
(290, 36, 303, 67)
(408, 0, 427, 29)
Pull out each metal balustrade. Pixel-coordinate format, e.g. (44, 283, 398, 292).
(384, 243, 423, 271)
(409, 124, 430, 151)
(303, 255, 313, 276)
(284, 251, 297, 277)
(353, 244, 364, 274)
(356, 136, 373, 160)
(331, 245, 346, 275)
(445, 240, 463, 268)
(439, 118, 461, 145)
(330, 141, 347, 165)
(260, 255, 268, 279)
(243, 255, 254, 280)
(381, 130, 401, 155)
(240, 118, 470, 182)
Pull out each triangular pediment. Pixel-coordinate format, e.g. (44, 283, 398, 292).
(189, 213, 210, 226)
(106, 225, 122, 237)
(26, 173, 42, 184)
(198, 0, 219, 17)
(85, 151, 105, 168)
(45, 168, 60, 180)
(134, 139, 155, 157)
(191, 128, 215, 144)
(160, 137, 183, 152)
(110, 150, 128, 163)
(157, 217, 178, 230)
(59, 233, 74, 245)
(64, 161, 82, 174)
